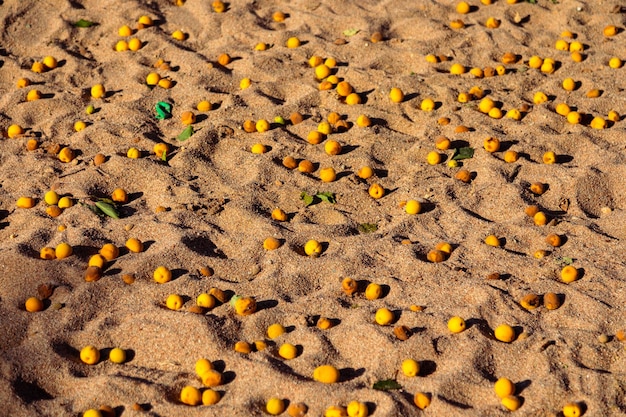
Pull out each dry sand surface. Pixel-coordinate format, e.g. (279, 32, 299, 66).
(1, 0, 626, 415)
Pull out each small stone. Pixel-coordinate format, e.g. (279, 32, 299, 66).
(598, 334, 610, 343)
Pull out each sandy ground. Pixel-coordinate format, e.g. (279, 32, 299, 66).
(1, 0, 625, 416)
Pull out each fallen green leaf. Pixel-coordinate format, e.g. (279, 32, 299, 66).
(316, 192, 336, 204)
(155, 101, 172, 120)
(373, 379, 402, 391)
(74, 19, 95, 28)
(95, 201, 120, 219)
(300, 192, 314, 207)
(556, 256, 574, 265)
(343, 28, 360, 37)
(177, 125, 194, 141)
(358, 223, 378, 233)
(161, 150, 167, 162)
(452, 147, 474, 160)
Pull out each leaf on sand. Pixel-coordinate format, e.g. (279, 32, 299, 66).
(343, 28, 360, 37)
(300, 192, 314, 207)
(373, 379, 402, 391)
(452, 147, 474, 160)
(556, 256, 574, 265)
(358, 223, 378, 234)
(177, 125, 194, 141)
(316, 192, 336, 204)
(155, 101, 172, 120)
(74, 19, 95, 28)
(95, 201, 120, 219)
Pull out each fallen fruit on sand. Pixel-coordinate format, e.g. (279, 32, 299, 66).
(427, 249, 446, 263)
(25, 297, 44, 312)
(17, 197, 35, 208)
(368, 183, 385, 199)
(233, 296, 257, 315)
(278, 343, 298, 359)
(319, 167, 337, 182)
(196, 293, 215, 309)
(562, 403, 582, 417)
(84, 266, 102, 282)
(99, 243, 119, 261)
(153, 266, 172, 283)
(91, 84, 105, 99)
(55, 242, 73, 259)
(80, 345, 100, 365)
(109, 347, 126, 363)
(402, 359, 420, 377)
(200, 369, 222, 387)
(267, 323, 286, 339)
(125, 238, 143, 253)
(365, 283, 382, 300)
(287, 403, 308, 417)
(347, 401, 368, 417)
(40, 247, 56, 260)
(304, 239, 323, 257)
(375, 308, 394, 325)
(342, 277, 358, 295)
(448, 316, 466, 333)
(544, 292, 561, 310)
(263, 237, 281, 250)
(202, 389, 220, 405)
(561, 265, 579, 283)
(58, 147, 75, 163)
(389, 88, 404, 103)
(83, 410, 102, 417)
(520, 294, 540, 310)
(8, 124, 24, 138)
(195, 358, 213, 377)
(494, 324, 516, 342)
(271, 208, 288, 221)
(501, 395, 522, 411)
(313, 365, 339, 383)
(286, 37, 301, 48)
(494, 378, 516, 398)
(357, 166, 374, 179)
(483, 137, 500, 153)
(180, 385, 202, 406)
(414, 392, 431, 409)
(484, 235, 501, 247)
(166, 294, 183, 310)
(234, 341, 252, 353)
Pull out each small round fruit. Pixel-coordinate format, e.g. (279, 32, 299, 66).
(125, 238, 143, 253)
(484, 137, 500, 153)
(99, 243, 119, 261)
(267, 398, 286, 415)
(427, 151, 442, 165)
(375, 308, 394, 325)
(365, 283, 382, 300)
(313, 365, 339, 383)
(58, 147, 75, 163)
(402, 359, 420, 377)
(357, 166, 374, 179)
(83, 410, 102, 417)
(109, 347, 126, 363)
(562, 403, 582, 417)
(494, 378, 516, 398)
(324, 140, 342, 156)
(88, 254, 106, 268)
(278, 343, 298, 360)
(8, 124, 24, 138)
(368, 183, 385, 199)
(55, 242, 73, 259)
(494, 324, 516, 343)
(271, 208, 288, 221)
(200, 369, 222, 387)
(267, 323, 286, 339)
(448, 316, 466, 333)
(180, 385, 202, 406)
(202, 389, 220, 405)
(347, 401, 368, 417)
(414, 392, 431, 410)
(501, 395, 521, 411)
(251, 143, 267, 154)
(195, 358, 213, 376)
(44, 191, 60, 206)
(427, 249, 446, 263)
(263, 237, 281, 250)
(484, 235, 501, 247)
(153, 266, 172, 283)
(80, 345, 100, 365)
(404, 199, 421, 215)
(91, 84, 105, 99)
(389, 88, 404, 103)
(504, 150, 519, 163)
(25, 297, 44, 312)
(304, 240, 323, 257)
(196, 293, 216, 309)
(561, 265, 579, 283)
(166, 294, 184, 310)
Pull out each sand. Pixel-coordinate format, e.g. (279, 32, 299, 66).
(1, 0, 625, 415)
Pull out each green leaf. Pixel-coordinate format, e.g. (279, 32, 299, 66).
(95, 201, 120, 219)
(161, 150, 167, 162)
(74, 19, 95, 28)
(155, 101, 172, 120)
(177, 125, 194, 141)
(556, 256, 574, 265)
(316, 192, 336, 204)
(358, 223, 378, 234)
(452, 147, 474, 160)
(300, 192, 314, 207)
(373, 379, 402, 391)
(343, 28, 360, 37)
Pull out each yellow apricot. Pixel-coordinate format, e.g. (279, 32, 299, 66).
(494, 324, 516, 342)
(197, 101, 212, 112)
(485, 17, 500, 28)
(586, 89, 601, 98)
(528, 55, 543, 69)
(26, 89, 41, 101)
(109, 347, 126, 364)
(483, 137, 500, 153)
(46, 205, 62, 218)
(556, 103, 570, 116)
(196, 293, 216, 309)
(449, 63, 466, 74)
(590, 117, 606, 129)
(58, 147, 75, 163)
(317, 317, 333, 330)
(271, 208, 288, 221)
(357, 166, 374, 179)
(501, 395, 522, 411)
(217, 53, 231, 66)
(278, 343, 298, 360)
(91, 84, 105, 99)
(125, 238, 143, 253)
(356, 115, 371, 127)
(128, 38, 142, 51)
(25, 297, 44, 312)
(561, 265, 579, 283)
(88, 254, 106, 268)
(255, 119, 270, 133)
(99, 243, 119, 261)
(336, 81, 353, 97)
(200, 369, 222, 387)
(562, 403, 582, 417)
(342, 277, 358, 296)
(488, 108, 503, 119)
(7, 124, 24, 138)
(298, 160, 315, 173)
(127, 148, 141, 159)
(543, 151, 557, 164)
(533, 211, 548, 226)
(153, 266, 172, 283)
(414, 392, 431, 410)
(172, 30, 185, 41)
(118, 25, 132, 36)
(212, 0, 225, 12)
(324, 140, 342, 156)
(55, 242, 73, 259)
(425, 54, 438, 63)
(609, 57, 622, 68)
(401, 358, 420, 377)
(16, 196, 35, 208)
(272, 11, 286, 22)
(420, 98, 435, 111)
(427, 249, 446, 263)
(146, 72, 161, 86)
(506, 109, 521, 121)
(405, 199, 421, 215)
(368, 183, 385, 199)
(571, 51, 583, 62)
(180, 385, 202, 406)
(555, 39, 569, 51)
(40, 247, 56, 260)
(541, 60, 555, 74)
(375, 308, 394, 325)
(365, 283, 382, 300)
(478, 97, 495, 113)
(345, 93, 361, 105)
(181, 111, 196, 125)
(450, 19, 465, 29)
(533, 91, 548, 105)
(286, 37, 300, 48)
(562, 78, 576, 91)
(263, 237, 281, 250)
(569, 41, 583, 52)
(389, 88, 404, 103)
(137, 15, 154, 27)
(608, 110, 620, 122)
(603, 25, 617, 37)
(484, 235, 500, 247)
(195, 358, 213, 377)
(31, 61, 45, 73)
(319, 167, 337, 183)
(267, 398, 286, 415)
(448, 316, 466, 333)
(567, 111, 582, 124)
(304, 239, 323, 257)
(251, 143, 267, 154)
(494, 378, 516, 398)
(80, 345, 100, 365)
(313, 365, 339, 383)
(427, 151, 442, 165)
